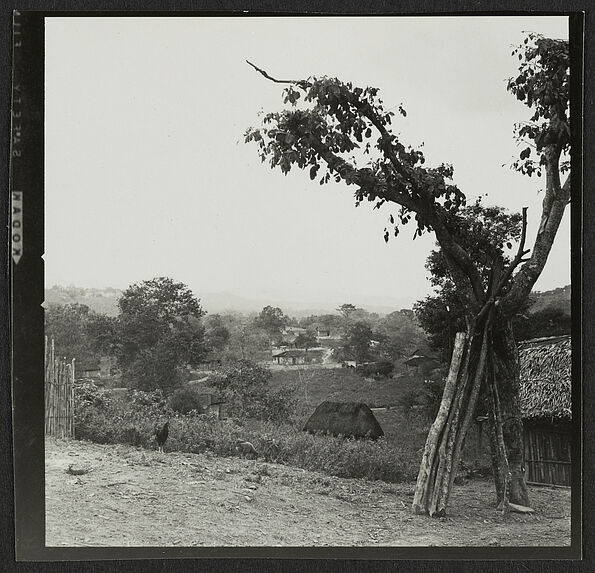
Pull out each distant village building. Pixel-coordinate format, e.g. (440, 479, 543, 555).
(77, 361, 101, 380)
(193, 359, 222, 372)
(272, 348, 323, 366)
(76, 356, 115, 380)
(281, 327, 308, 346)
(403, 349, 441, 373)
(99, 356, 114, 378)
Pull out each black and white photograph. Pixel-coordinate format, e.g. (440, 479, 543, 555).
(9, 11, 583, 560)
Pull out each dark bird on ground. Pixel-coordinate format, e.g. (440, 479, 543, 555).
(235, 439, 258, 460)
(65, 464, 91, 476)
(154, 421, 169, 453)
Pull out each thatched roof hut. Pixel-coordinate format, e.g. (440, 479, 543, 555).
(518, 335, 572, 486)
(518, 335, 571, 421)
(303, 401, 384, 440)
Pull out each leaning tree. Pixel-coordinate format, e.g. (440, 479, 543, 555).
(245, 33, 570, 515)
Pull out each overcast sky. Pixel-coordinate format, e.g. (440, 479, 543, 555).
(45, 16, 570, 312)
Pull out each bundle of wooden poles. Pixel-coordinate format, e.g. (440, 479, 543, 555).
(44, 336, 75, 438)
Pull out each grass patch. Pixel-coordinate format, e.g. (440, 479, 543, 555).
(73, 366, 491, 485)
(73, 383, 420, 483)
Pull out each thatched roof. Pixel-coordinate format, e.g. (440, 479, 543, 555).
(403, 355, 440, 368)
(274, 348, 324, 359)
(303, 401, 384, 439)
(275, 349, 308, 358)
(519, 335, 571, 421)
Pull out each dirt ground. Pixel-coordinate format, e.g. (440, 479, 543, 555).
(45, 437, 571, 547)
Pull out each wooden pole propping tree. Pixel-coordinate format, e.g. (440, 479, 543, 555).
(413, 252, 521, 515)
(245, 33, 570, 515)
(413, 331, 466, 515)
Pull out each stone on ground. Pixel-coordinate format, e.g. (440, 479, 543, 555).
(508, 502, 535, 514)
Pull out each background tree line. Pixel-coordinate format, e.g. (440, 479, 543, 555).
(45, 277, 569, 393)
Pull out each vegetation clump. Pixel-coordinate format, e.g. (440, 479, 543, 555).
(73, 383, 419, 483)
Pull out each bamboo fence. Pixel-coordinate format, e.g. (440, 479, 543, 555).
(44, 336, 75, 438)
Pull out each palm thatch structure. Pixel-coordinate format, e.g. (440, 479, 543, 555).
(303, 401, 384, 440)
(519, 335, 571, 421)
(518, 335, 572, 486)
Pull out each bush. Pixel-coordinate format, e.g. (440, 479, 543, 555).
(167, 387, 206, 415)
(357, 361, 394, 379)
(73, 386, 172, 447)
(397, 389, 424, 418)
(72, 386, 419, 484)
(210, 360, 297, 422)
(397, 378, 445, 420)
(73, 381, 106, 408)
(423, 378, 445, 419)
(243, 421, 419, 482)
(165, 412, 241, 455)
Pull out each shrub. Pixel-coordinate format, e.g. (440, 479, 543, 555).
(73, 386, 172, 447)
(357, 361, 394, 379)
(165, 412, 241, 456)
(128, 388, 168, 409)
(397, 389, 424, 418)
(73, 387, 419, 484)
(422, 378, 445, 419)
(397, 378, 446, 420)
(74, 380, 106, 408)
(210, 360, 297, 422)
(167, 387, 206, 415)
(243, 421, 419, 483)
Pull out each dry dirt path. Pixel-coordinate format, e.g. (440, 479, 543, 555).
(45, 438, 571, 547)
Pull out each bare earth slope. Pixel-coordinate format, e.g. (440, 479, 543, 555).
(46, 438, 571, 547)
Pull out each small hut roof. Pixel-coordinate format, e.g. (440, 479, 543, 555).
(303, 401, 384, 439)
(275, 349, 308, 358)
(519, 335, 571, 421)
(275, 348, 324, 358)
(403, 355, 440, 367)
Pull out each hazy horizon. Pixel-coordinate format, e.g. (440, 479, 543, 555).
(45, 16, 571, 305)
(45, 281, 571, 319)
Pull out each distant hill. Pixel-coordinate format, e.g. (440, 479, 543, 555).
(44, 283, 571, 319)
(199, 291, 413, 317)
(527, 285, 571, 315)
(44, 285, 123, 316)
(43, 285, 412, 318)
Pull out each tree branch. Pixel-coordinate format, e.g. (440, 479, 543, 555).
(246, 60, 411, 181)
(428, 213, 487, 306)
(497, 207, 530, 291)
(304, 132, 419, 212)
(307, 132, 486, 308)
(248, 60, 486, 307)
(502, 151, 570, 312)
(246, 60, 309, 87)
(475, 208, 529, 325)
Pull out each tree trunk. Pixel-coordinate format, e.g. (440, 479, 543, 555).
(491, 318, 530, 507)
(487, 412, 506, 503)
(488, 346, 512, 509)
(412, 332, 466, 515)
(412, 324, 490, 516)
(412, 304, 532, 516)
